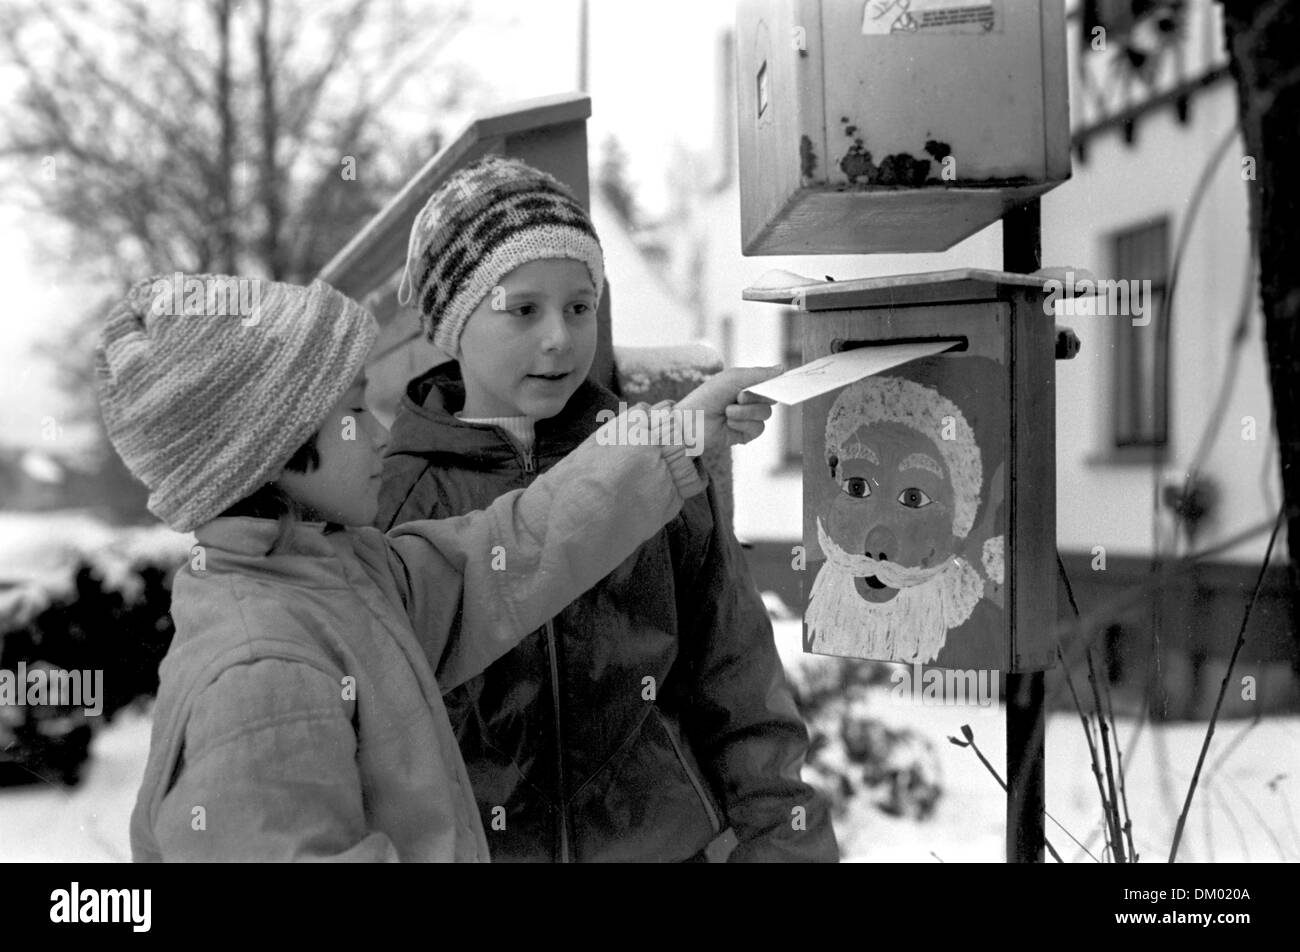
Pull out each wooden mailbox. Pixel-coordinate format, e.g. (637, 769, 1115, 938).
(736, 0, 1072, 255)
(745, 268, 1059, 672)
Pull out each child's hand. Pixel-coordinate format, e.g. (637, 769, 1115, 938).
(677, 366, 781, 448)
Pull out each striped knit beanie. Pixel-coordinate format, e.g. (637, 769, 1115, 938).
(95, 274, 378, 532)
(397, 156, 605, 356)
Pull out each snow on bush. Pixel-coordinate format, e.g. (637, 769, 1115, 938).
(614, 343, 723, 404)
(0, 512, 191, 630)
(770, 611, 944, 822)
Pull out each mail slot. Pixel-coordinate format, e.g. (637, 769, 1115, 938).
(744, 268, 1061, 672)
(736, 0, 1072, 254)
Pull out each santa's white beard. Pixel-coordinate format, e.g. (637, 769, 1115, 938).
(806, 519, 983, 663)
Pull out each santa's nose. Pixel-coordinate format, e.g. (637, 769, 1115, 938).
(862, 526, 898, 563)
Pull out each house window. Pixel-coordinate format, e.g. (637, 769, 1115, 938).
(1112, 218, 1170, 451)
(781, 309, 802, 466)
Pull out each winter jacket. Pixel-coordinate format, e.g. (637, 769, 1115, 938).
(377, 364, 839, 863)
(130, 421, 705, 862)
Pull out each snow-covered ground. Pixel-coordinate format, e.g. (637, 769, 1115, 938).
(0, 706, 150, 862)
(773, 617, 1300, 863)
(2, 612, 1297, 862)
(812, 680, 1300, 862)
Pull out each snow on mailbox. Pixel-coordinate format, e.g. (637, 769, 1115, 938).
(737, 0, 1072, 254)
(745, 269, 1060, 672)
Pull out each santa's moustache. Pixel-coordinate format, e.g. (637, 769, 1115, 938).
(815, 519, 950, 588)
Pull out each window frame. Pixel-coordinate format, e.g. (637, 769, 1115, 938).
(1106, 216, 1172, 463)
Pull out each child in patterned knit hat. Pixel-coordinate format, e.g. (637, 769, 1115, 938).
(95, 271, 775, 862)
(380, 156, 839, 863)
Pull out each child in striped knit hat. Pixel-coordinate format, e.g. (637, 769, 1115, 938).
(380, 156, 839, 863)
(95, 271, 775, 861)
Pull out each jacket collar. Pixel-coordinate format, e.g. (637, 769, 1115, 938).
(187, 517, 363, 590)
(388, 362, 621, 467)
(194, 516, 340, 559)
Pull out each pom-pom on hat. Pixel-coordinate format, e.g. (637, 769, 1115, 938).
(397, 155, 605, 356)
(95, 273, 377, 532)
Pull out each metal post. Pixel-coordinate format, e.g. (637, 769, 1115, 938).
(1003, 198, 1046, 863)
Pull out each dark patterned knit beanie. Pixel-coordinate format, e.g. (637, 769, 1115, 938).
(397, 156, 605, 356)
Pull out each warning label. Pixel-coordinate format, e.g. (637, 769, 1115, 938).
(861, 0, 1000, 35)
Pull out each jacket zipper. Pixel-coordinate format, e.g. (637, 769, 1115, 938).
(520, 445, 571, 863)
(654, 707, 724, 835)
(544, 616, 570, 862)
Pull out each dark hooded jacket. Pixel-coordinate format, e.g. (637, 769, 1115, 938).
(376, 363, 838, 862)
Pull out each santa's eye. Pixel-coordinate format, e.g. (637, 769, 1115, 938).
(840, 477, 871, 499)
(898, 488, 933, 508)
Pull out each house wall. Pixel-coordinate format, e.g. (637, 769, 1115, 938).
(1047, 1, 1279, 565)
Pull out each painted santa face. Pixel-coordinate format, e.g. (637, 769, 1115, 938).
(826, 421, 959, 603)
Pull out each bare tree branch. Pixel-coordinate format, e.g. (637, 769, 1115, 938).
(1, 0, 472, 456)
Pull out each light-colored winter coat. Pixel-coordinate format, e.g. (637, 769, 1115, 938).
(130, 428, 703, 861)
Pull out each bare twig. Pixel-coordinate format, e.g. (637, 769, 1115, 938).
(1056, 555, 1135, 862)
(1086, 646, 1126, 862)
(1205, 711, 1262, 782)
(1168, 506, 1285, 862)
(1056, 645, 1114, 841)
(1271, 776, 1300, 857)
(1211, 782, 1251, 860)
(1099, 659, 1137, 861)
(1152, 716, 1188, 858)
(1219, 771, 1289, 861)
(948, 726, 1076, 863)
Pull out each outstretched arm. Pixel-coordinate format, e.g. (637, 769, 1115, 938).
(386, 369, 779, 690)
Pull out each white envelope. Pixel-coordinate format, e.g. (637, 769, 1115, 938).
(745, 340, 960, 405)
